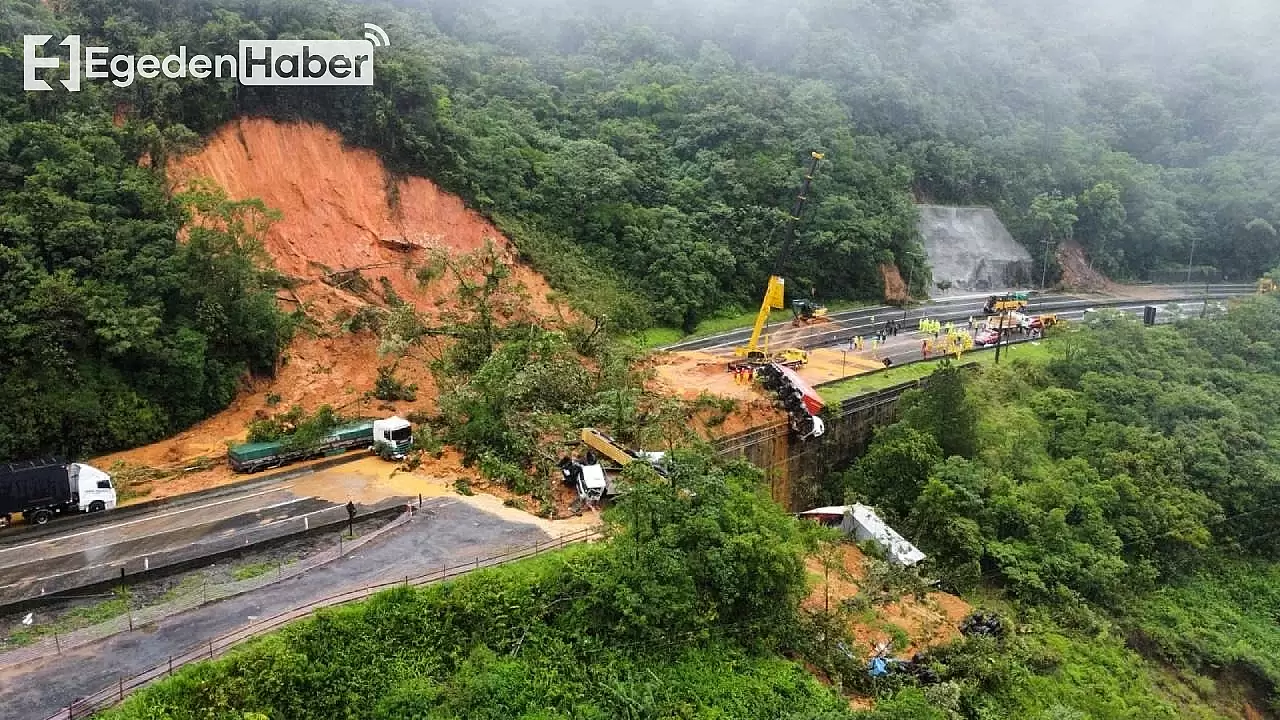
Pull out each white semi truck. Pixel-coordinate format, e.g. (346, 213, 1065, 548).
(0, 459, 117, 527)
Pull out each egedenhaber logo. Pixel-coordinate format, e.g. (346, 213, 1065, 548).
(24, 23, 391, 91)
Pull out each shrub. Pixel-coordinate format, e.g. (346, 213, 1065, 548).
(371, 365, 418, 402)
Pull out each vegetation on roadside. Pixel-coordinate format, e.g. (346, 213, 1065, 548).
(838, 296, 1280, 714)
(101, 454, 856, 720)
(401, 244, 731, 503)
(630, 300, 875, 350)
(244, 405, 349, 449)
(818, 339, 1056, 403)
(0, 591, 131, 650)
(230, 559, 294, 582)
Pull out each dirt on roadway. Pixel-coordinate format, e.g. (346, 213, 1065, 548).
(0, 496, 594, 719)
(91, 117, 570, 503)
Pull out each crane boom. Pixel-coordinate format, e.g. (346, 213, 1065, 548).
(737, 151, 824, 358)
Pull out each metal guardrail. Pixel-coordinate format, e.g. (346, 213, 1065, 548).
(45, 525, 602, 720)
(0, 497, 408, 608)
(0, 452, 373, 549)
(0, 504, 416, 672)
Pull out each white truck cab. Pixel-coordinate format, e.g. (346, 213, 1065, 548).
(372, 416, 414, 458)
(70, 463, 117, 512)
(578, 463, 608, 505)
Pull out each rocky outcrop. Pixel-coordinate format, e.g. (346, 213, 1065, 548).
(917, 205, 1032, 296)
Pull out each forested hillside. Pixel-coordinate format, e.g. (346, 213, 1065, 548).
(427, 0, 1280, 286)
(3, 0, 1279, 452)
(841, 299, 1280, 716)
(9, 0, 1280, 330)
(97, 298, 1280, 719)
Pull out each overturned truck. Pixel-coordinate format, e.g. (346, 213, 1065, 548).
(756, 363, 826, 440)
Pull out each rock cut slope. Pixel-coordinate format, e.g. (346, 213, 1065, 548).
(917, 204, 1033, 295)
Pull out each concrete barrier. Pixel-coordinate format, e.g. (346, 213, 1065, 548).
(0, 452, 375, 548)
(0, 497, 411, 610)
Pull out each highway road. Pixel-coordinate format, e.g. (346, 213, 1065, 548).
(0, 497, 561, 720)
(0, 283, 1252, 607)
(0, 463, 415, 607)
(833, 297, 1226, 373)
(663, 284, 1254, 356)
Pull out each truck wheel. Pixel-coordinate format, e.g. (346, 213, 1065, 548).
(30, 509, 52, 525)
(89, 501, 105, 513)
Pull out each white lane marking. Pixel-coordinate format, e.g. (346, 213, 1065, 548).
(0, 485, 297, 555)
(0, 495, 319, 565)
(698, 295, 1232, 353)
(0, 501, 340, 589)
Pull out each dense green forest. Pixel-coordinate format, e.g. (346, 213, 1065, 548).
(0, 117, 290, 460)
(840, 297, 1280, 715)
(8, 0, 1280, 330)
(100, 299, 1280, 720)
(3, 0, 1280, 458)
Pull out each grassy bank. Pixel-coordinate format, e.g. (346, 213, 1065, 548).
(818, 339, 1056, 403)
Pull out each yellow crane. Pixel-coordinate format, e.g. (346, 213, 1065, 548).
(731, 151, 824, 370)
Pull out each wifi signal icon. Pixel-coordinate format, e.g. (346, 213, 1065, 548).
(363, 23, 390, 48)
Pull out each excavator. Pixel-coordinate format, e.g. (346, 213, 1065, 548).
(729, 151, 826, 371)
(791, 297, 830, 327)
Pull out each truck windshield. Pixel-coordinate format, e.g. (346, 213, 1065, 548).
(390, 427, 412, 442)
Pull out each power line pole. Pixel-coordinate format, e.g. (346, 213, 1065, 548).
(1040, 239, 1055, 291)
(994, 311, 1007, 364)
(1186, 237, 1197, 284)
(902, 251, 921, 320)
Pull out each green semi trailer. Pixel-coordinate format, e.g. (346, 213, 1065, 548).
(228, 416, 413, 473)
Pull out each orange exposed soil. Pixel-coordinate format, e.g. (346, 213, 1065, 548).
(649, 351, 763, 405)
(169, 117, 559, 324)
(802, 543, 972, 659)
(881, 263, 909, 304)
(1057, 240, 1117, 293)
(90, 118, 568, 501)
(646, 351, 789, 438)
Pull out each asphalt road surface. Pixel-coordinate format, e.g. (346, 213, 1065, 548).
(664, 284, 1252, 354)
(1, 497, 556, 720)
(0, 481, 350, 606)
(824, 298, 1223, 372)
